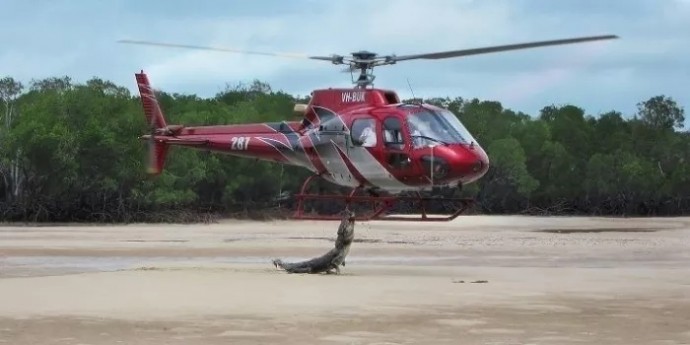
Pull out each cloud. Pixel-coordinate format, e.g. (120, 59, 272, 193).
(139, 1, 516, 85)
(0, 0, 687, 126)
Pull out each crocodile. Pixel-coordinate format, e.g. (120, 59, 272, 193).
(272, 209, 356, 274)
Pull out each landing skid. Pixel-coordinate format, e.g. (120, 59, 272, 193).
(291, 175, 474, 221)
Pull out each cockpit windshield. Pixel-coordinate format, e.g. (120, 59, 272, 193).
(404, 107, 477, 148)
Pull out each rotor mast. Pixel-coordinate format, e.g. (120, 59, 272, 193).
(347, 51, 386, 88)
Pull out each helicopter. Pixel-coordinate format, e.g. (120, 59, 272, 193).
(119, 34, 618, 221)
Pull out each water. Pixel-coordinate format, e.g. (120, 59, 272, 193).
(0, 254, 483, 276)
(3, 253, 684, 278)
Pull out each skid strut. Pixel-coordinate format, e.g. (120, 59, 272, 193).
(291, 175, 474, 221)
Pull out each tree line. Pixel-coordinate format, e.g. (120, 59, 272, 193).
(0, 75, 687, 223)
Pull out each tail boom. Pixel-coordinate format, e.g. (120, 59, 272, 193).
(134, 70, 310, 175)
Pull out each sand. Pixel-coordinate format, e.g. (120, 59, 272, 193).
(1, 215, 689, 344)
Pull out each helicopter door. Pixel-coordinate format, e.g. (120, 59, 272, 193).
(381, 116, 411, 171)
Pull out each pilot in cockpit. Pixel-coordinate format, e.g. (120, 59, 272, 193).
(359, 125, 377, 147)
(408, 118, 426, 148)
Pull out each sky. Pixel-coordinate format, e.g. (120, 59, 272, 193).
(1, 0, 688, 127)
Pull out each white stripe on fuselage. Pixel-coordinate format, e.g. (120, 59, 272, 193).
(313, 136, 359, 188)
(301, 105, 415, 193)
(332, 141, 412, 192)
(260, 123, 317, 172)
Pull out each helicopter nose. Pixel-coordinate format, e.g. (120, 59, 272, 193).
(465, 144, 489, 182)
(441, 143, 489, 184)
(417, 144, 489, 185)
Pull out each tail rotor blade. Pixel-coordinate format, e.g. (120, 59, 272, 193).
(147, 122, 156, 174)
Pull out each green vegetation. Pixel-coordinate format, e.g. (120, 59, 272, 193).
(0, 75, 687, 222)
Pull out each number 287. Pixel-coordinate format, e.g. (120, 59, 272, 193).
(230, 137, 250, 150)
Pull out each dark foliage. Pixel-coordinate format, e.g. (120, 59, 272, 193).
(0, 76, 687, 222)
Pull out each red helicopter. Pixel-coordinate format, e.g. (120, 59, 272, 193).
(119, 34, 618, 221)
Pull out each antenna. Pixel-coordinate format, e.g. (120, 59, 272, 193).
(406, 78, 416, 100)
(406, 78, 422, 106)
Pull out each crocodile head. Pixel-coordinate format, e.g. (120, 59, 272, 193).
(272, 259, 283, 268)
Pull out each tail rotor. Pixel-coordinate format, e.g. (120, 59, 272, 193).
(147, 116, 157, 174)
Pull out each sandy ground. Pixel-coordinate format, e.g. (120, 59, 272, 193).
(1, 215, 689, 344)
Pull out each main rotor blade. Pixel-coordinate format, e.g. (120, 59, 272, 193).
(393, 35, 619, 61)
(116, 39, 335, 61)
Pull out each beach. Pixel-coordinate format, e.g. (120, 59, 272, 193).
(1, 215, 689, 344)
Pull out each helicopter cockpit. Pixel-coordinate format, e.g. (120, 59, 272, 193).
(402, 105, 478, 148)
(376, 104, 488, 187)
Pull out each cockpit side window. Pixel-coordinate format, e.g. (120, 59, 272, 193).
(351, 117, 377, 147)
(382, 116, 405, 149)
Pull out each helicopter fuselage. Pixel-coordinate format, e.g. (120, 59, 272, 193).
(143, 81, 489, 194)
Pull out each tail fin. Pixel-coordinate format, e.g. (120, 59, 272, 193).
(136, 71, 167, 129)
(135, 71, 169, 175)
